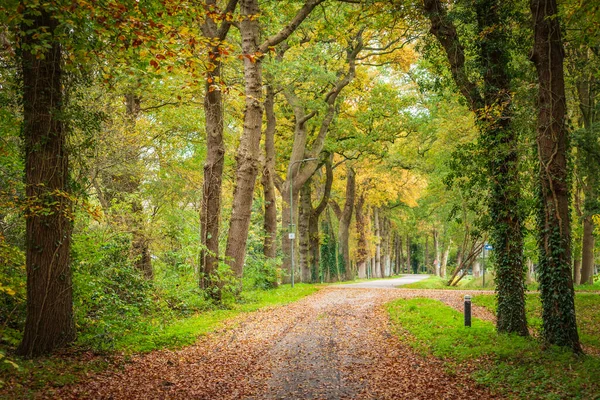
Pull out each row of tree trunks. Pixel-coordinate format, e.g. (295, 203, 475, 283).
(279, 32, 363, 280)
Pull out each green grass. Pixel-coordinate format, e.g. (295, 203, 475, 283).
(400, 275, 495, 289)
(473, 292, 600, 350)
(0, 283, 319, 399)
(527, 280, 600, 292)
(115, 283, 319, 353)
(387, 297, 600, 399)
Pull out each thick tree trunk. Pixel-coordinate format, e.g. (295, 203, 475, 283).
(17, 8, 75, 357)
(224, 0, 264, 277)
(262, 85, 278, 260)
(199, 0, 237, 294)
(580, 216, 595, 285)
(531, 0, 581, 352)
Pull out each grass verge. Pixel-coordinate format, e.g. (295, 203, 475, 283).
(399, 275, 494, 289)
(473, 292, 600, 350)
(0, 283, 319, 398)
(387, 297, 600, 399)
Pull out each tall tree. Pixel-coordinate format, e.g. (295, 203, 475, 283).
(530, 0, 581, 352)
(199, 0, 238, 297)
(422, 0, 528, 335)
(17, 4, 75, 357)
(224, 0, 323, 277)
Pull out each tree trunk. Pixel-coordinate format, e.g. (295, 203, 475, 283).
(405, 235, 411, 273)
(224, 0, 264, 277)
(573, 257, 581, 286)
(424, 234, 429, 273)
(299, 179, 312, 282)
(262, 85, 278, 260)
(473, 261, 481, 278)
(374, 208, 381, 278)
(309, 157, 333, 282)
(199, 0, 237, 294)
(531, 0, 581, 352)
(580, 216, 595, 285)
(398, 234, 404, 274)
(339, 168, 356, 280)
(441, 242, 450, 278)
(17, 7, 75, 357)
(433, 229, 441, 276)
(355, 193, 368, 278)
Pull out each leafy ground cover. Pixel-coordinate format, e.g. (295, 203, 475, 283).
(387, 297, 600, 399)
(0, 284, 319, 398)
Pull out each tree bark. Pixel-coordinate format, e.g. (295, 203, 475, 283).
(573, 257, 581, 286)
(580, 216, 595, 285)
(262, 84, 278, 260)
(200, 0, 238, 294)
(531, 0, 581, 351)
(355, 193, 368, 278)
(298, 179, 312, 282)
(17, 7, 75, 357)
(441, 242, 450, 278)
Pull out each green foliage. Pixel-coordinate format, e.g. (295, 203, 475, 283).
(72, 232, 153, 351)
(388, 297, 600, 399)
(243, 254, 280, 290)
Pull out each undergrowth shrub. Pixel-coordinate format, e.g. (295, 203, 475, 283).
(73, 232, 153, 351)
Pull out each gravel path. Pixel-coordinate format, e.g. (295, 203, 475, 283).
(50, 288, 499, 399)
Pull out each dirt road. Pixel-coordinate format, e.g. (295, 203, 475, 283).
(52, 287, 498, 399)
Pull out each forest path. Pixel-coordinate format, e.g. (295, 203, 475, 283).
(52, 288, 498, 399)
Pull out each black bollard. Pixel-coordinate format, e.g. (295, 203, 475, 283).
(464, 295, 472, 327)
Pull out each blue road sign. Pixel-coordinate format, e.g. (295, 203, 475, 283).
(484, 244, 493, 251)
